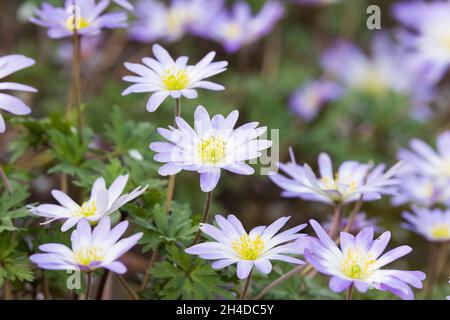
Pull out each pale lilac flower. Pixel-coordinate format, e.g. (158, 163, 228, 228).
(398, 131, 450, 180)
(321, 34, 441, 116)
(391, 175, 450, 207)
(402, 207, 450, 242)
(122, 44, 227, 112)
(305, 219, 426, 300)
(186, 215, 307, 279)
(294, 0, 341, 5)
(30, 174, 147, 231)
(0, 55, 37, 133)
(392, 1, 450, 69)
(129, 0, 223, 43)
(30, 0, 127, 39)
(30, 217, 143, 273)
(150, 105, 272, 192)
(270, 149, 402, 205)
(209, 1, 284, 53)
(324, 212, 381, 235)
(289, 80, 342, 122)
(113, 0, 133, 10)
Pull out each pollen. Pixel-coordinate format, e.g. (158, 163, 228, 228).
(162, 68, 190, 91)
(77, 201, 97, 218)
(430, 225, 450, 240)
(74, 246, 104, 266)
(198, 136, 226, 164)
(341, 248, 376, 280)
(66, 15, 90, 31)
(232, 235, 265, 260)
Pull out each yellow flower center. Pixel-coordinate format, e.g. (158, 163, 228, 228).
(232, 235, 264, 260)
(223, 23, 242, 39)
(321, 173, 358, 192)
(66, 15, 90, 31)
(162, 68, 190, 90)
(430, 225, 450, 240)
(73, 246, 104, 266)
(77, 201, 97, 218)
(341, 248, 376, 280)
(359, 66, 387, 94)
(198, 136, 226, 164)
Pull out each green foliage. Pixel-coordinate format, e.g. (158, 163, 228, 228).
(0, 233, 34, 286)
(0, 183, 30, 234)
(151, 245, 233, 300)
(133, 203, 197, 252)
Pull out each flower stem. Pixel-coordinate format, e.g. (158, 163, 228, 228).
(163, 98, 181, 214)
(85, 272, 92, 300)
(0, 162, 12, 193)
(425, 242, 449, 299)
(240, 270, 253, 300)
(139, 246, 159, 292)
(95, 270, 110, 300)
(192, 191, 213, 245)
(117, 274, 139, 300)
(328, 202, 343, 239)
(346, 282, 354, 300)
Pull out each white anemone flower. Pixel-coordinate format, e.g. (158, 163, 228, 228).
(149, 105, 272, 192)
(122, 44, 228, 112)
(402, 207, 450, 242)
(185, 215, 307, 279)
(30, 217, 143, 273)
(30, 174, 147, 231)
(270, 149, 402, 205)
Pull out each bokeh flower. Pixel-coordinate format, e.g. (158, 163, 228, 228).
(30, 0, 128, 39)
(289, 80, 342, 122)
(122, 44, 227, 112)
(208, 1, 284, 53)
(129, 0, 223, 43)
(30, 174, 147, 231)
(185, 215, 307, 279)
(0, 54, 37, 133)
(113, 0, 133, 10)
(30, 217, 143, 273)
(402, 207, 450, 242)
(392, 0, 450, 70)
(150, 105, 272, 192)
(270, 150, 402, 205)
(398, 131, 450, 180)
(305, 219, 426, 300)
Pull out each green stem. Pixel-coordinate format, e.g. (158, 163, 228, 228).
(192, 191, 213, 245)
(117, 274, 139, 300)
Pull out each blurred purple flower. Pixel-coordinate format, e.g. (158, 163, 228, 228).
(321, 34, 442, 117)
(392, 1, 450, 71)
(289, 80, 342, 122)
(398, 131, 450, 180)
(150, 105, 272, 192)
(402, 207, 450, 242)
(324, 212, 381, 235)
(113, 0, 134, 10)
(56, 36, 103, 65)
(208, 1, 284, 53)
(30, 217, 143, 273)
(293, 0, 342, 5)
(270, 149, 402, 205)
(305, 219, 426, 300)
(30, 0, 127, 39)
(0, 55, 37, 133)
(129, 0, 223, 43)
(185, 215, 307, 279)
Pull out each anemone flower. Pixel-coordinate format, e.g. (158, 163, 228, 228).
(208, 1, 284, 53)
(398, 131, 450, 180)
(402, 207, 450, 243)
(30, 0, 127, 39)
(30, 217, 142, 273)
(30, 174, 147, 231)
(149, 105, 272, 192)
(270, 150, 402, 205)
(305, 219, 426, 300)
(0, 55, 37, 133)
(122, 44, 227, 112)
(289, 80, 342, 122)
(185, 215, 307, 279)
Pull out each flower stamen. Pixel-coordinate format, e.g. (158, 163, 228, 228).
(232, 234, 264, 260)
(198, 136, 226, 164)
